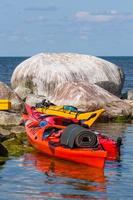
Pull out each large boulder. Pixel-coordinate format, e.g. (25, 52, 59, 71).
(25, 82, 132, 119)
(0, 81, 24, 111)
(11, 53, 124, 97)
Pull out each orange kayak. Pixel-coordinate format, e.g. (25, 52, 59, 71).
(24, 121, 107, 168)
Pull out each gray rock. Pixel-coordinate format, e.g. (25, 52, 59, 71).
(15, 86, 32, 100)
(26, 94, 46, 107)
(0, 143, 8, 157)
(124, 100, 133, 117)
(0, 127, 10, 136)
(0, 81, 24, 111)
(0, 111, 22, 126)
(127, 90, 133, 100)
(11, 126, 26, 134)
(11, 53, 124, 97)
(0, 127, 15, 143)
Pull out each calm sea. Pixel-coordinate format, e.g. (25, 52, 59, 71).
(0, 57, 133, 200)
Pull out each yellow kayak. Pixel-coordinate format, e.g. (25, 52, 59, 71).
(37, 105, 105, 127)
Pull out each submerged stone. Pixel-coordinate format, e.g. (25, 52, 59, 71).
(2, 138, 34, 157)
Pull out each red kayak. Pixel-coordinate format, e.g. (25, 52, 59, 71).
(22, 105, 122, 169)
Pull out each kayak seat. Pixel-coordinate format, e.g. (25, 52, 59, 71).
(42, 127, 61, 140)
(63, 105, 78, 112)
(60, 124, 98, 149)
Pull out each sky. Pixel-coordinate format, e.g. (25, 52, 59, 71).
(0, 0, 133, 56)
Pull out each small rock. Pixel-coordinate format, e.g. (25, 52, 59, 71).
(3, 138, 34, 156)
(0, 143, 8, 157)
(0, 81, 24, 111)
(0, 111, 21, 126)
(127, 90, 133, 100)
(26, 94, 46, 107)
(11, 126, 26, 134)
(0, 127, 16, 142)
(0, 127, 10, 136)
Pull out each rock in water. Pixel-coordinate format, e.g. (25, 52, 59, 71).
(127, 90, 133, 100)
(11, 53, 124, 97)
(0, 143, 8, 157)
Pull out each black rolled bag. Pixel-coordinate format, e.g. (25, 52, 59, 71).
(60, 124, 98, 149)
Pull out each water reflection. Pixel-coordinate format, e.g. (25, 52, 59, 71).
(23, 152, 108, 199)
(24, 153, 105, 183)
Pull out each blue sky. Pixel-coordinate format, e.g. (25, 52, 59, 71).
(0, 0, 133, 56)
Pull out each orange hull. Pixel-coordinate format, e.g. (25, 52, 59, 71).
(25, 125, 107, 169)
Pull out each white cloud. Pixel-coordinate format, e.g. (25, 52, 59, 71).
(74, 10, 133, 23)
